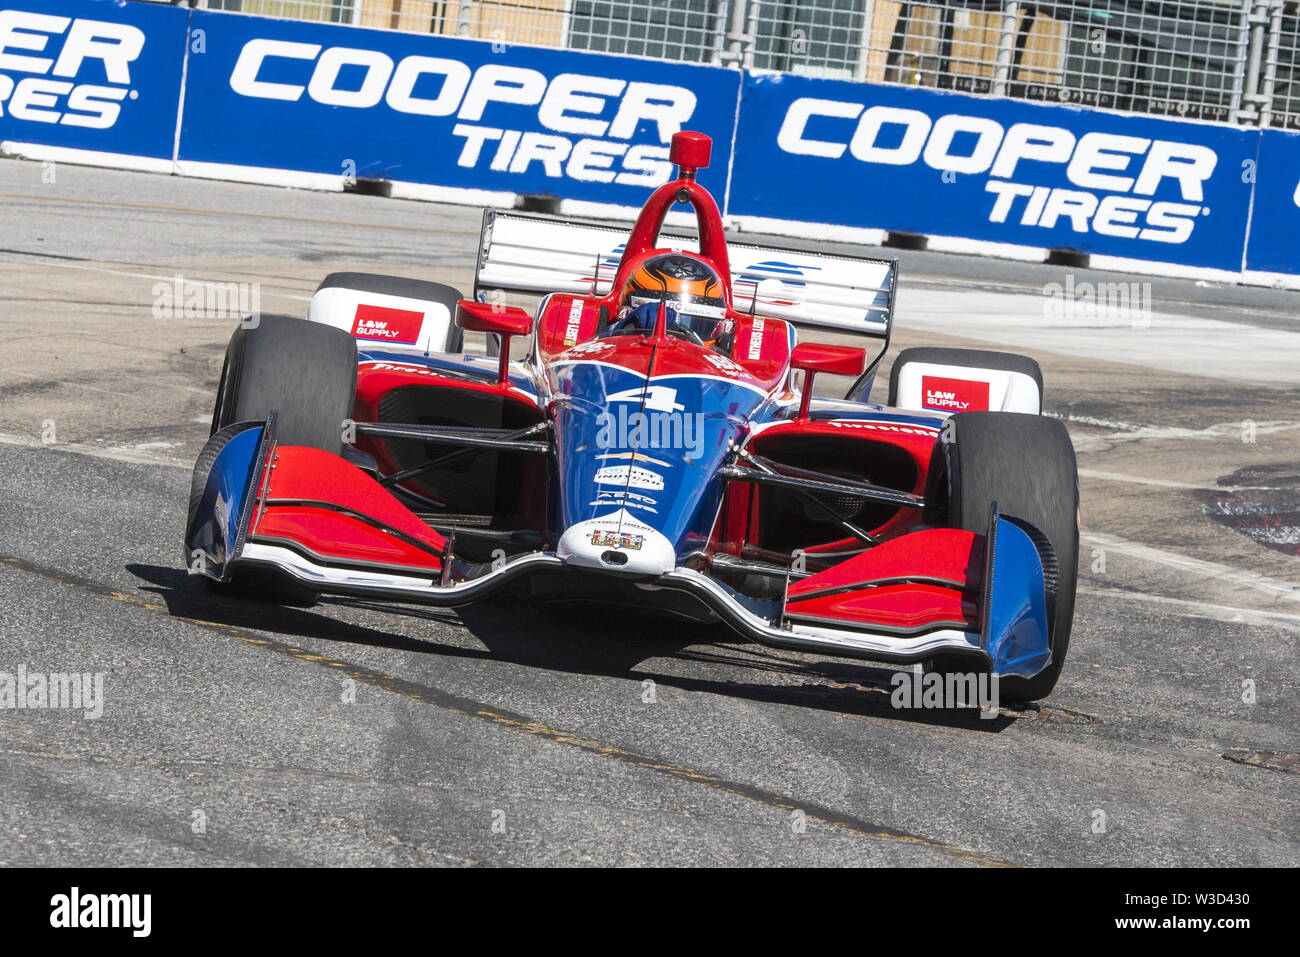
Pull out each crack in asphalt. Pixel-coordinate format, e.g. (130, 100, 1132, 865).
(0, 553, 1017, 867)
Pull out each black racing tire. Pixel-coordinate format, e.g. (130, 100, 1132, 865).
(926, 411, 1078, 702)
(206, 316, 358, 604)
(316, 272, 466, 353)
(888, 347, 1042, 409)
(212, 315, 358, 454)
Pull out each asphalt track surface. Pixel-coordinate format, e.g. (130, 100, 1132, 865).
(0, 159, 1296, 867)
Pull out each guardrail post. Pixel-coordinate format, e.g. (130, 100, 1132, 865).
(721, 0, 751, 68)
(1227, 0, 1253, 121)
(991, 1, 1018, 96)
(1258, 0, 1285, 127)
(457, 0, 474, 37)
(855, 0, 878, 81)
(1239, 0, 1271, 123)
(711, 0, 729, 65)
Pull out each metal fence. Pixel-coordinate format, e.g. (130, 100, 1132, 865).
(186, 0, 1300, 127)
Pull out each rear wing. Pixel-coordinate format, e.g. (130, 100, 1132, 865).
(473, 209, 898, 339)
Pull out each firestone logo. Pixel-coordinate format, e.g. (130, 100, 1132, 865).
(0, 11, 144, 129)
(776, 97, 1219, 245)
(228, 40, 696, 186)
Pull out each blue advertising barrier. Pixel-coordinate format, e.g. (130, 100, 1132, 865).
(727, 72, 1260, 272)
(0, 0, 188, 161)
(175, 9, 740, 203)
(1243, 129, 1300, 275)
(1, 0, 1295, 280)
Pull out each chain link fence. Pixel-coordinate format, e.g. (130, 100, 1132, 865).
(184, 0, 1299, 126)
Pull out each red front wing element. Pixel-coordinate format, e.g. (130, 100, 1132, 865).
(785, 530, 983, 634)
(250, 446, 446, 575)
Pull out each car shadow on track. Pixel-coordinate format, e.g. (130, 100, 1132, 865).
(127, 562, 1017, 732)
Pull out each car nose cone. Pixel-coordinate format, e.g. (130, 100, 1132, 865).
(557, 509, 676, 576)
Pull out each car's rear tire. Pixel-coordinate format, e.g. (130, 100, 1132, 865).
(205, 316, 357, 605)
(888, 347, 1042, 408)
(315, 272, 465, 352)
(926, 411, 1078, 702)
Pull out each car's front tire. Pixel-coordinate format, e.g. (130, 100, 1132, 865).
(203, 316, 359, 605)
(212, 314, 358, 453)
(926, 411, 1079, 702)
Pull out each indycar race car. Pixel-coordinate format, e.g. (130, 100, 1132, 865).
(184, 131, 1079, 701)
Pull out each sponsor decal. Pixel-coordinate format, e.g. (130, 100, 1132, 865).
(589, 490, 658, 513)
(352, 303, 423, 343)
(607, 384, 684, 412)
(361, 360, 447, 378)
(921, 375, 989, 412)
(701, 351, 746, 376)
(0, 10, 145, 129)
(227, 42, 693, 186)
(594, 464, 664, 491)
(747, 317, 765, 360)
(822, 420, 940, 435)
(776, 97, 1218, 246)
(596, 451, 671, 466)
(589, 529, 644, 550)
(563, 297, 583, 346)
(567, 339, 614, 357)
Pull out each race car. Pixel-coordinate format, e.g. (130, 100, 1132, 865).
(184, 130, 1079, 702)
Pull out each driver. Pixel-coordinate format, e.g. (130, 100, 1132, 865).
(607, 252, 731, 347)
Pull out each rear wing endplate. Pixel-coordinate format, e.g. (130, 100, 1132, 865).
(473, 209, 898, 340)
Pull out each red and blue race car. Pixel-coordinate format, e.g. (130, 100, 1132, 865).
(184, 130, 1079, 701)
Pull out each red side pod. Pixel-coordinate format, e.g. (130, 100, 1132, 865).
(249, 445, 446, 573)
(784, 529, 984, 633)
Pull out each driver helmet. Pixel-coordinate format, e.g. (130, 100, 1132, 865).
(615, 252, 728, 340)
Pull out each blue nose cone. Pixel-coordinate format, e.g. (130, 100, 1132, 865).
(549, 342, 767, 562)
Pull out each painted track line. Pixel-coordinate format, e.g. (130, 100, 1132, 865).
(0, 432, 190, 469)
(1077, 584, 1300, 629)
(1082, 531, 1300, 603)
(0, 255, 313, 304)
(1078, 468, 1212, 491)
